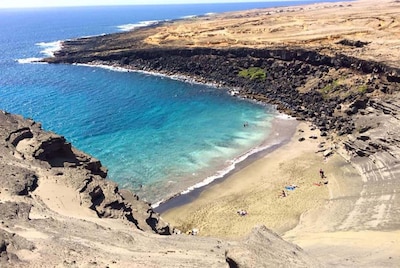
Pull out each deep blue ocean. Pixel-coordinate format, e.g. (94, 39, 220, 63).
(0, 1, 339, 205)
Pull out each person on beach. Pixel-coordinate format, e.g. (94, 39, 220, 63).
(280, 190, 287, 198)
(319, 168, 325, 179)
(314, 181, 328, 186)
(237, 209, 248, 216)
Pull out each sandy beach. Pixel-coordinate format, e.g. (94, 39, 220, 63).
(161, 121, 346, 237)
(161, 119, 400, 265)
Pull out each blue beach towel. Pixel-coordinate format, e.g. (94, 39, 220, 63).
(285, 186, 296, 191)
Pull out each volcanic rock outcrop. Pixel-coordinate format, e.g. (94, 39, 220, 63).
(0, 111, 169, 234)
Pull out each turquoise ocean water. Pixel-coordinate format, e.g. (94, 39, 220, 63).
(0, 1, 339, 205)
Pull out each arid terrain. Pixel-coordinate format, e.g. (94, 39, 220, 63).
(2, 0, 400, 267)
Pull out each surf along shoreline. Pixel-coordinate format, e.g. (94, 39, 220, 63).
(154, 116, 298, 213)
(34, 52, 303, 228)
(66, 61, 299, 210)
(27, 3, 316, 209)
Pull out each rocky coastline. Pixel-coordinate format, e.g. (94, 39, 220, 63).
(3, 0, 400, 266)
(0, 111, 170, 233)
(48, 44, 400, 136)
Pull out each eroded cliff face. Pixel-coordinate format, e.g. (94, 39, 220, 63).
(0, 111, 169, 234)
(0, 111, 170, 266)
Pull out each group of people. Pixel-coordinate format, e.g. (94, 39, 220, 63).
(187, 228, 199, 235)
(280, 169, 328, 197)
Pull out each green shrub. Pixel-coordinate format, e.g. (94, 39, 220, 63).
(321, 79, 340, 94)
(238, 67, 266, 81)
(357, 85, 368, 94)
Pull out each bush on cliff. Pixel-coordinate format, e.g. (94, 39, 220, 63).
(238, 67, 266, 81)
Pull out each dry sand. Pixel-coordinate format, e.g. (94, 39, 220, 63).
(144, 0, 400, 69)
(162, 121, 343, 238)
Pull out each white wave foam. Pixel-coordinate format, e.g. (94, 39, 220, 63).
(77, 62, 225, 89)
(80, 33, 107, 38)
(275, 113, 295, 120)
(151, 141, 280, 208)
(117, 20, 160, 32)
(74, 63, 130, 73)
(36, 40, 63, 57)
(180, 15, 197, 19)
(17, 40, 62, 64)
(16, 57, 45, 64)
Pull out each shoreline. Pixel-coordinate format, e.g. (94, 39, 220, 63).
(21, 52, 300, 209)
(70, 61, 300, 209)
(74, 61, 245, 97)
(155, 115, 298, 213)
(34, 0, 400, 237)
(160, 121, 346, 238)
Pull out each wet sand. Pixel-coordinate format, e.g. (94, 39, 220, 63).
(155, 115, 298, 213)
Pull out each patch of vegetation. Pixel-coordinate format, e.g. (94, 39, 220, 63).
(320, 78, 349, 99)
(357, 84, 369, 94)
(321, 79, 341, 95)
(238, 67, 266, 81)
